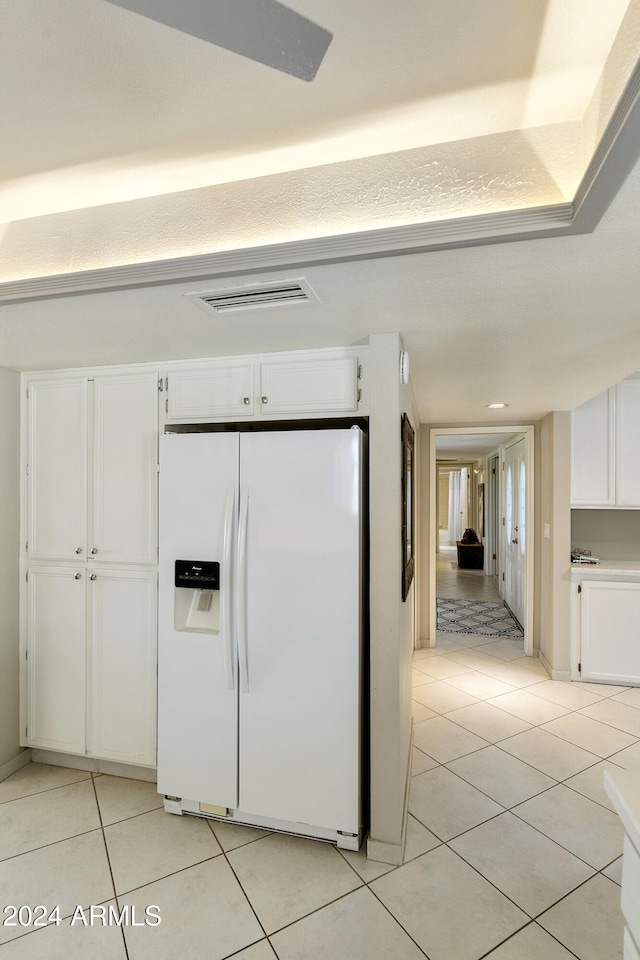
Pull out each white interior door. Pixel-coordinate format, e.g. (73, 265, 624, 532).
(503, 438, 526, 626)
(157, 432, 239, 807)
(237, 429, 362, 833)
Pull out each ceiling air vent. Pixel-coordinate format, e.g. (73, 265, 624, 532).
(186, 278, 319, 315)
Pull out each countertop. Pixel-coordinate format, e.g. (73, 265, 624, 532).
(570, 560, 640, 580)
(604, 768, 640, 851)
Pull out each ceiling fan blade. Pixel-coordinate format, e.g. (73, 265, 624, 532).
(104, 0, 332, 81)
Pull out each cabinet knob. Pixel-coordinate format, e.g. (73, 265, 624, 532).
(243, 397, 250, 405)
(90, 574, 97, 581)
(512, 538, 519, 544)
(261, 396, 268, 404)
(91, 547, 98, 554)
(74, 573, 82, 580)
(75, 547, 83, 554)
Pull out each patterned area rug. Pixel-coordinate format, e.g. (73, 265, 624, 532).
(436, 598, 524, 638)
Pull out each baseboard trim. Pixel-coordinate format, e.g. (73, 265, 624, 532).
(30, 750, 157, 783)
(538, 650, 553, 677)
(0, 749, 32, 783)
(538, 650, 571, 681)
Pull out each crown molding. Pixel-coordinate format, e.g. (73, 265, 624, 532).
(1, 59, 640, 305)
(0, 202, 575, 304)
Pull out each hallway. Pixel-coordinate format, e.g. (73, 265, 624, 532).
(436, 545, 502, 602)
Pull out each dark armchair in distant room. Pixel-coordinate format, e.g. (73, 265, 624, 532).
(456, 528, 484, 569)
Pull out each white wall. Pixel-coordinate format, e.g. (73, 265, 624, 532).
(0, 368, 22, 770)
(367, 333, 418, 864)
(539, 411, 572, 676)
(571, 509, 640, 561)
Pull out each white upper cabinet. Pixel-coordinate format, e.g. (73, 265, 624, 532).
(571, 388, 615, 506)
(26, 378, 88, 561)
(164, 350, 363, 421)
(571, 380, 640, 508)
(166, 363, 254, 420)
(616, 380, 640, 506)
(258, 356, 359, 415)
(26, 371, 158, 563)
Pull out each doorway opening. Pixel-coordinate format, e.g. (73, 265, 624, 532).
(429, 426, 534, 656)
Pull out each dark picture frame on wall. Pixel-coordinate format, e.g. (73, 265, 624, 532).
(401, 413, 415, 601)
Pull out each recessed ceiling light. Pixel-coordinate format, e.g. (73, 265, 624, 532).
(486, 402, 510, 409)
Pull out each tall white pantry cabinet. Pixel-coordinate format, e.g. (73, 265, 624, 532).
(21, 372, 159, 767)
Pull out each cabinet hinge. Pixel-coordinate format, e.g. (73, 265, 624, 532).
(502, 462, 505, 471)
(158, 377, 163, 392)
(502, 572, 505, 581)
(165, 397, 168, 414)
(357, 388, 362, 403)
(25, 464, 29, 476)
(26, 386, 29, 399)
(25, 540, 28, 553)
(492, 467, 496, 474)
(492, 553, 496, 560)
(25, 648, 28, 660)
(578, 584, 582, 594)
(25, 570, 28, 583)
(357, 364, 363, 380)
(578, 662, 582, 673)
(502, 517, 505, 526)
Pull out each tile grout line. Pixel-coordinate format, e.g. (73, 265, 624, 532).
(90, 772, 131, 960)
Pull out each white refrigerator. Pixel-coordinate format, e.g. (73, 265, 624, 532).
(157, 427, 363, 849)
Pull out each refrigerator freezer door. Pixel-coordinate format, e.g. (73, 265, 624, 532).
(157, 432, 240, 807)
(238, 429, 362, 833)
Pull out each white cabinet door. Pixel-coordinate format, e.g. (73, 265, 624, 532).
(580, 580, 640, 684)
(26, 565, 86, 753)
(27, 378, 88, 560)
(617, 380, 640, 506)
(166, 364, 254, 419)
(259, 356, 359, 415)
(92, 373, 158, 564)
(571, 388, 615, 506)
(89, 568, 157, 766)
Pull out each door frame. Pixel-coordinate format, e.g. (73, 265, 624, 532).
(429, 425, 534, 656)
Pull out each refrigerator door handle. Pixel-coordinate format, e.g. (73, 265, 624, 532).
(222, 485, 236, 691)
(238, 486, 250, 693)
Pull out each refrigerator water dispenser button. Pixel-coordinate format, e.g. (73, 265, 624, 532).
(174, 560, 220, 590)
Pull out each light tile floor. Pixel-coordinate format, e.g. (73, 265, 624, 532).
(0, 557, 632, 959)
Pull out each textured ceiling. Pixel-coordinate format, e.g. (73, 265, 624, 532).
(1, 1, 640, 423)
